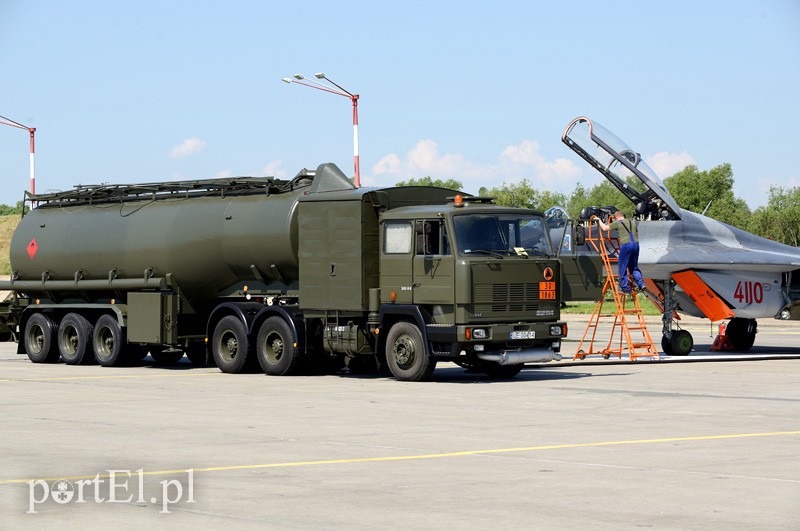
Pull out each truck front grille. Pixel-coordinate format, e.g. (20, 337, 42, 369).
(474, 282, 540, 313)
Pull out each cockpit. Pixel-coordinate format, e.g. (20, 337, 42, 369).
(562, 117, 682, 220)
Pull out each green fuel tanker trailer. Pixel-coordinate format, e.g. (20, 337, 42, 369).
(0, 163, 567, 381)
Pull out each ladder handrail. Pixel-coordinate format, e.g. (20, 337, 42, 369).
(574, 216, 659, 360)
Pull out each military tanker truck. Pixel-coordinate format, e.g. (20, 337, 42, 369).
(0, 163, 568, 381)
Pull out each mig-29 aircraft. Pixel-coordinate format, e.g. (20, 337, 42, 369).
(561, 116, 800, 355)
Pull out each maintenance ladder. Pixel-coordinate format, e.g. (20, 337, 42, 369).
(574, 219, 659, 361)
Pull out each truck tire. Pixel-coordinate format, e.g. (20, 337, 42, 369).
(151, 349, 185, 365)
(256, 316, 302, 375)
(24, 313, 59, 363)
(212, 316, 253, 373)
(482, 362, 523, 378)
(59, 313, 94, 365)
(185, 342, 211, 367)
(385, 321, 436, 381)
(93, 314, 125, 367)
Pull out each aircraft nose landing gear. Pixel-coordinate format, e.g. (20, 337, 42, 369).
(661, 329, 693, 356)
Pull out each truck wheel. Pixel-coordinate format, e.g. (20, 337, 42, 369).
(185, 343, 211, 367)
(93, 314, 125, 367)
(483, 362, 523, 378)
(58, 313, 94, 365)
(385, 322, 436, 381)
(124, 345, 148, 364)
(212, 316, 253, 373)
(24, 313, 59, 363)
(256, 316, 302, 376)
(151, 349, 184, 365)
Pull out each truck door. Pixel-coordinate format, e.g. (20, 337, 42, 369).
(380, 220, 415, 304)
(412, 220, 455, 308)
(553, 222, 604, 301)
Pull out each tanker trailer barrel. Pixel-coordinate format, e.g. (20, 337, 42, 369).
(7, 169, 349, 304)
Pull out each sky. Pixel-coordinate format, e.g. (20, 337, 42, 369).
(1, 0, 799, 209)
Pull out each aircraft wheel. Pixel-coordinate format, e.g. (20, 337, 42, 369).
(670, 330, 693, 356)
(661, 335, 674, 356)
(726, 318, 757, 351)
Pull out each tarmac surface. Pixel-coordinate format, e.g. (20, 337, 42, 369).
(0, 315, 798, 529)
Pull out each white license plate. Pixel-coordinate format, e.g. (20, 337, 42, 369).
(510, 331, 536, 340)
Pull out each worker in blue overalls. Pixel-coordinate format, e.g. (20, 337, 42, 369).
(598, 211, 646, 295)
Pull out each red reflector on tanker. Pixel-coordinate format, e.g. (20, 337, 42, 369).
(390, 291, 397, 302)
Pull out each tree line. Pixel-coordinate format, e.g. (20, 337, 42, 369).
(396, 164, 800, 247)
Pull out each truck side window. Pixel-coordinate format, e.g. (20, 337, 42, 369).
(384, 222, 413, 254)
(415, 220, 450, 256)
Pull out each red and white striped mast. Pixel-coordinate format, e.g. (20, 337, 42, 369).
(0, 114, 37, 204)
(282, 73, 361, 187)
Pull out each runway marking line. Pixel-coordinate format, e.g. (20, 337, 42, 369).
(0, 372, 219, 383)
(2, 429, 798, 484)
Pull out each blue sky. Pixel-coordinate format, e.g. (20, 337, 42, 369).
(1, 1, 798, 208)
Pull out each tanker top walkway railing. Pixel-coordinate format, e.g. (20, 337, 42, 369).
(27, 172, 315, 207)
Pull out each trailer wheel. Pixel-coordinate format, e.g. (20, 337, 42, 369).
(58, 313, 94, 365)
(93, 315, 125, 367)
(212, 316, 253, 373)
(385, 321, 436, 381)
(24, 313, 59, 363)
(256, 316, 302, 376)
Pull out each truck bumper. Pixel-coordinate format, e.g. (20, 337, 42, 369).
(477, 347, 561, 365)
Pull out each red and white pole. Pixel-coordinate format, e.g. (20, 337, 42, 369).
(352, 94, 360, 188)
(0, 114, 37, 206)
(29, 128, 36, 196)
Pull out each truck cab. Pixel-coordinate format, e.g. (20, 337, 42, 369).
(376, 195, 566, 379)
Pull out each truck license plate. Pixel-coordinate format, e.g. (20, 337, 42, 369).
(510, 331, 536, 340)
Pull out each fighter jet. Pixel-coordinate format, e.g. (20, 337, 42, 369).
(561, 116, 800, 355)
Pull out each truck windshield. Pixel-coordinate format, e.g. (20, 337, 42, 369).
(453, 213, 552, 257)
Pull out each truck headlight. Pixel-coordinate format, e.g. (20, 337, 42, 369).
(472, 328, 488, 339)
(550, 325, 564, 337)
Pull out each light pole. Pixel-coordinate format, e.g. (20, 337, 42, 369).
(1, 114, 37, 204)
(282, 73, 360, 187)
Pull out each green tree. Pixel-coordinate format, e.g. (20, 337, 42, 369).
(747, 186, 800, 246)
(0, 201, 27, 216)
(663, 163, 750, 228)
(478, 180, 567, 211)
(395, 176, 463, 190)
